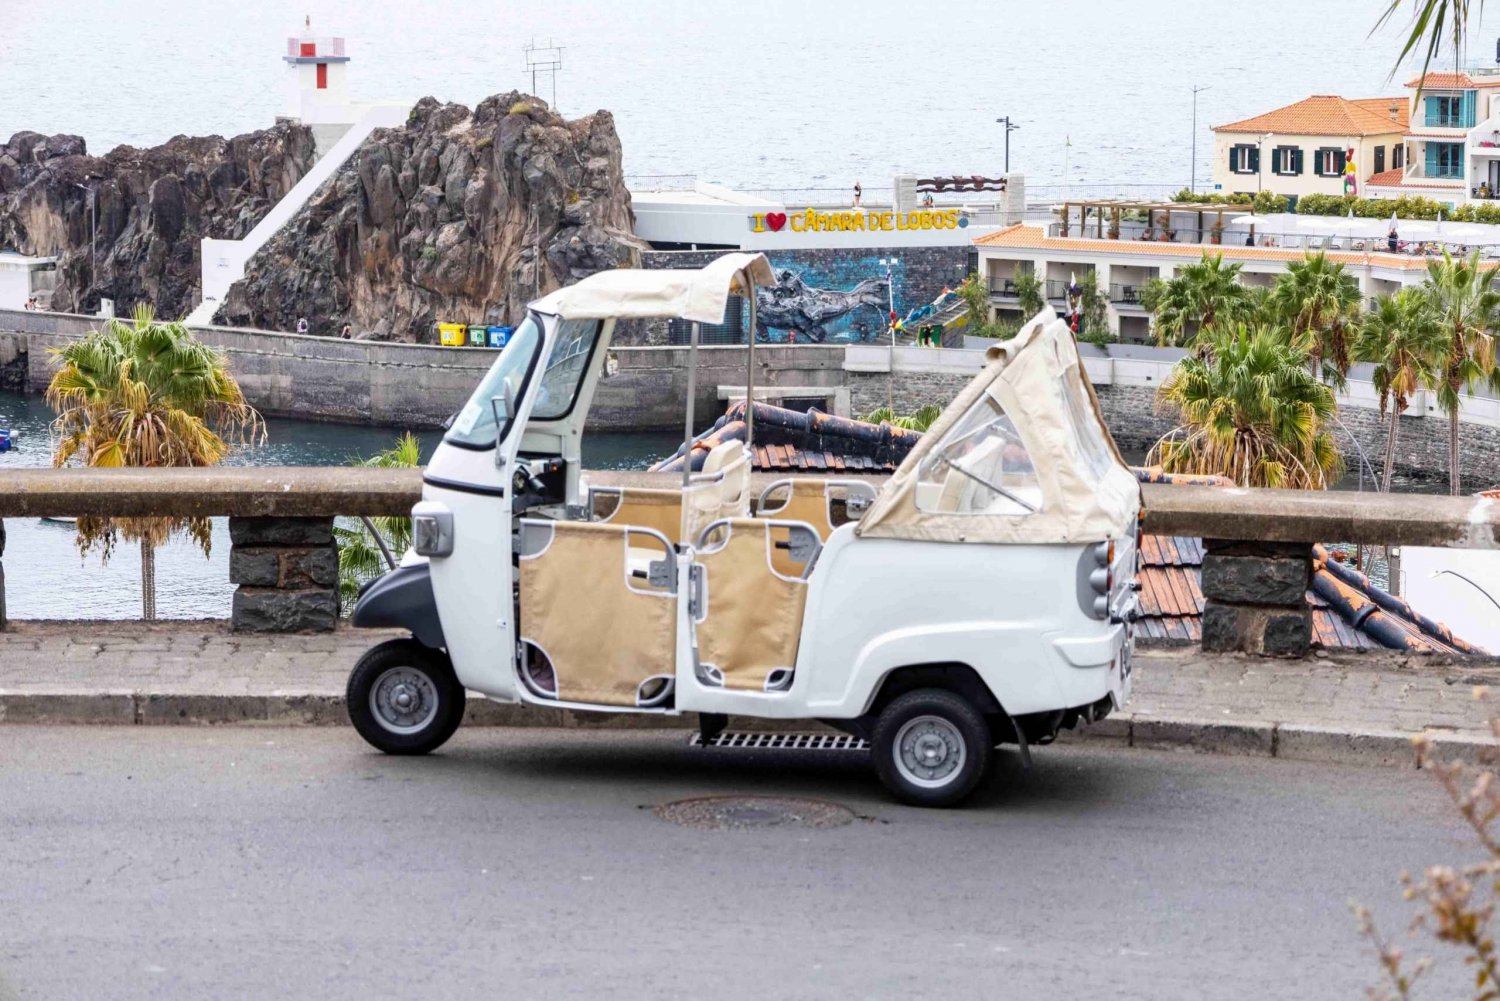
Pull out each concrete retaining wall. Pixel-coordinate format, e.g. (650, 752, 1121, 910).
(6, 307, 1500, 485)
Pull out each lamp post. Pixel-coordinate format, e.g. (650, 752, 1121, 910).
(995, 116, 1019, 173)
(879, 257, 902, 411)
(1191, 85, 1210, 193)
(1256, 133, 1273, 197)
(72, 181, 97, 306)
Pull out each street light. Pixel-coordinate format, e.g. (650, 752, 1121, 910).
(1191, 85, 1210, 193)
(878, 257, 903, 411)
(1256, 133, 1273, 198)
(72, 181, 96, 289)
(995, 116, 1020, 174)
(1429, 569, 1500, 612)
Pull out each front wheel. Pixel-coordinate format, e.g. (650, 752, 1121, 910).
(347, 639, 466, 755)
(871, 688, 992, 808)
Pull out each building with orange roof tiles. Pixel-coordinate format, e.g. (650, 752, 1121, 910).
(1212, 95, 1408, 199)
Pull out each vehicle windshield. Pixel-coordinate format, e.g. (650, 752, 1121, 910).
(532, 318, 602, 420)
(445, 315, 543, 449)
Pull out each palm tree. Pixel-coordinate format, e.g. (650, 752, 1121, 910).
(46, 305, 263, 619)
(335, 432, 422, 606)
(1419, 250, 1500, 495)
(1378, 1, 1472, 91)
(1147, 324, 1344, 489)
(859, 404, 943, 432)
(1269, 252, 1364, 389)
(1150, 253, 1254, 347)
(1356, 289, 1445, 491)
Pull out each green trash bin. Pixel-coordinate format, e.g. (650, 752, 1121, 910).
(466, 325, 487, 347)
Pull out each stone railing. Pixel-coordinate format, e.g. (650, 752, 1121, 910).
(1, 469, 1497, 653)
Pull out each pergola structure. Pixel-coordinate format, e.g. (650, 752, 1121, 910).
(1055, 199, 1255, 244)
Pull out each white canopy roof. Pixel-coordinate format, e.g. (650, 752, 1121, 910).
(530, 252, 775, 322)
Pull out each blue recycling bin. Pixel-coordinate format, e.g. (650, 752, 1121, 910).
(486, 325, 512, 348)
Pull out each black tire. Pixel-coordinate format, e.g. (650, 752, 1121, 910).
(346, 639, 465, 755)
(871, 688, 992, 808)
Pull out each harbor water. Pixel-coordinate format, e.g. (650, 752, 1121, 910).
(0, 389, 680, 620)
(0, 0, 1478, 194)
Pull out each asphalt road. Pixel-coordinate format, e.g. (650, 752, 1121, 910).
(0, 726, 1478, 1000)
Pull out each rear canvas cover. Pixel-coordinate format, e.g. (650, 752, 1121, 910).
(855, 311, 1140, 545)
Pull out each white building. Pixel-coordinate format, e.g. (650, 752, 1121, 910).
(1211, 95, 1408, 199)
(0, 252, 58, 310)
(972, 219, 1434, 343)
(1365, 69, 1500, 205)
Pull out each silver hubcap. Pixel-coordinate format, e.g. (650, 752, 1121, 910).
(894, 715, 966, 788)
(369, 666, 440, 734)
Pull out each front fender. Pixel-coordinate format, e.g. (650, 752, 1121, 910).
(351, 563, 446, 650)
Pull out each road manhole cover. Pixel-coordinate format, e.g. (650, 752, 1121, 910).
(653, 795, 856, 830)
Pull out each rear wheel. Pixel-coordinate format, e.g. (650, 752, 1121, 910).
(872, 688, 992, 808)
(347, 639, 465, 755)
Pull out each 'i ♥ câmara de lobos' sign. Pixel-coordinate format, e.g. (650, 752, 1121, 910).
(749, 208, 967, 234)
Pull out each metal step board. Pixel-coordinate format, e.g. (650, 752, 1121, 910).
(690, 731, 870, 752)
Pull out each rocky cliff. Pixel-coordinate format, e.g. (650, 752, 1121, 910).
(216, 93, 641, 341)
(0, 126, 316, 318)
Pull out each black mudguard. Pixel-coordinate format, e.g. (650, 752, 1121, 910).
(351, 563, 446, 650)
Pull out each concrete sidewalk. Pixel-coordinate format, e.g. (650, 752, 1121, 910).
(1, 621, 1498, 766)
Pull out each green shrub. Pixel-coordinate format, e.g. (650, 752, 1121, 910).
(419, 245, 439, 261)
(509, 101, 533, 116)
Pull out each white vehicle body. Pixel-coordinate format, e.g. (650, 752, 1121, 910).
(350, 253, 1142, 805)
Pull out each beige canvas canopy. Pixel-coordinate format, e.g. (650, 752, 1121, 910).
(855, 311, 1140, 545)
(531, 252, 775, 323)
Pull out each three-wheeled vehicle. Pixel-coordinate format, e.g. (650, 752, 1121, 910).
(348, 253, 1142, 807)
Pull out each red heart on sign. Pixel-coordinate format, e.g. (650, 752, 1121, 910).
(765, 212, 787, 232)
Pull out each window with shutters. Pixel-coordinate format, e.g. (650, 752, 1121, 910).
(1315, 147, 1347, 177)
(1229, 144, 1257, 174)
(1271, 145, 1302, 176)
(1374, 146, 1386, 174)
(1394, 144, 1405, 169)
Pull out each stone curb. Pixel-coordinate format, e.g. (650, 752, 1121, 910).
(1, 691, 1496, 768)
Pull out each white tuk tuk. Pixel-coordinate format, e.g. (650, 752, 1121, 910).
(348, 253, 1142, 807)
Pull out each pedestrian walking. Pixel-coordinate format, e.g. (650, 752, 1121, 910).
(1387, 225, 1399, 252)
(852, 181, 862, 208)
(296, 316, 309, 334)
(340, 323, 353, 339)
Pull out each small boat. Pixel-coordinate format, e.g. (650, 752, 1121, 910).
(40, 516, 77, 525)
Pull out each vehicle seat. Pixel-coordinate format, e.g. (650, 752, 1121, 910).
(518, 520, 676, 708)
(755, 478, 877, 576)
(692, 518, 819, 693)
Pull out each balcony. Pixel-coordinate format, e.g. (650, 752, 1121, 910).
(1110, 283, 1147, 308)
(1424, 112, 1474, 128)
(988, 277, 1019, 299)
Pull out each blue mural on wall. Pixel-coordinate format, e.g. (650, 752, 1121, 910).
(754, 269, 889, 343)
(748, 253, 908, 343)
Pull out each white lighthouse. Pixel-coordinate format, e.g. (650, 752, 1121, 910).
(282, 16, 356, 149)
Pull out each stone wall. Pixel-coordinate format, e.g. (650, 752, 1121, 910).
(592, 344, 847, 430)
(0, 330, 25, 393)
(2, 306, 1495, 486)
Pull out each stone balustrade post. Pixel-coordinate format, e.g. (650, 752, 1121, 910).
(228, 517, 338, 633)
(1199, 539, 1313, 657)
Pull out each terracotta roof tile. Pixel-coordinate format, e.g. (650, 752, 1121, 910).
(1405, 71, 1500, 89)
(1214, 95, 1408, 136)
